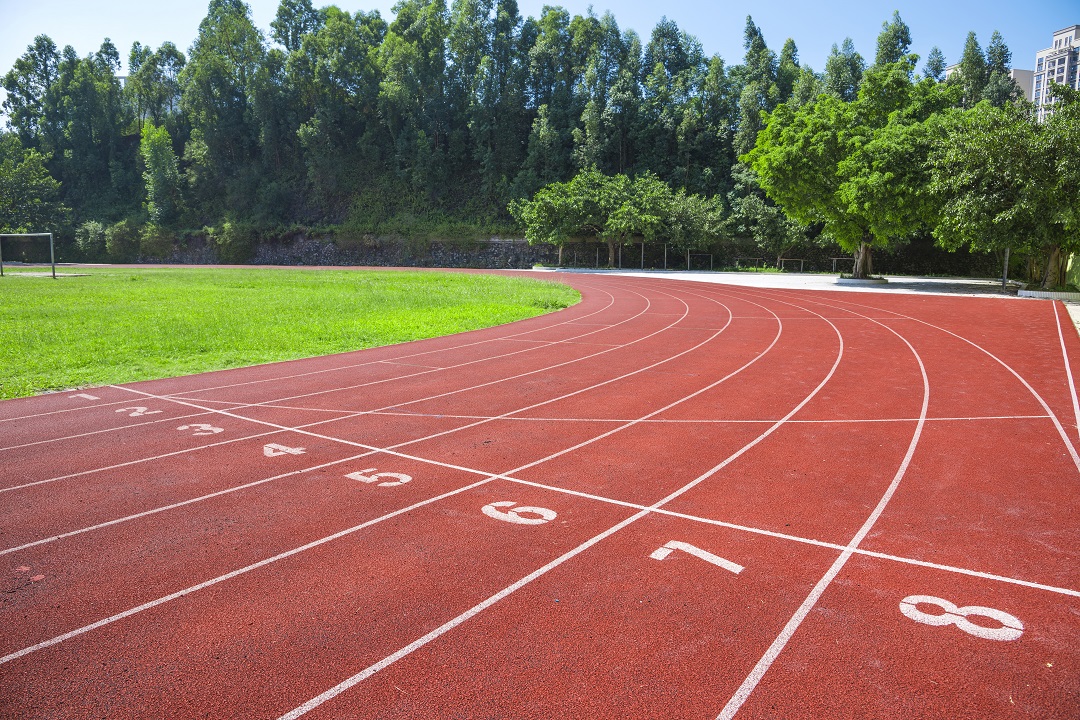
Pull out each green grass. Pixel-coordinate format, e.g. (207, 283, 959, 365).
(0, 267, 580, 399)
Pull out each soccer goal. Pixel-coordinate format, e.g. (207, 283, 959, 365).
(0, 232, 56, 278)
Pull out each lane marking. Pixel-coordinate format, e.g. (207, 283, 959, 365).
(0, 408, 224, 453)
(481, 501, 557, 526)
(276, 292, 845, 719)
(820, 294, 1080, 476)
(650, 540, 744, 574)
(1053, 301, 1080, 445)
(899, 595, 1023, 642)
(717, 290, 929, 720)
(263, 444, 305, 457)
(346, 469, 411, 487)
(0, 476, 499, 667)
(70, 393, 100, 400)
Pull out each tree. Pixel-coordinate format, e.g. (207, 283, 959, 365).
(746, 60, 954, 278)
(510, 168, 698, 267)
(982, 31, 1021, 107)
(141, 123, 183, 226)
(824, 38, 864, 101)
(952, 32, 987, 108)
(931, 89, 1080, 288)
(874, 11, 912, 66)
(923, 47, 946, 82)
(0, 132, 67, 233)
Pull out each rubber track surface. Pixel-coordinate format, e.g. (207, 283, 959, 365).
(2, 272, 1079, 719)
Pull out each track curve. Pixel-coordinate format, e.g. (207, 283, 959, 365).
(1, 271, 1078, 720)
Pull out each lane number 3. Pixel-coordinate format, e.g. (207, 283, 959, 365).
(900, 595, 1024, 641)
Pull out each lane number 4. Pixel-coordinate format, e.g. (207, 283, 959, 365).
(263, 443, 306, 457)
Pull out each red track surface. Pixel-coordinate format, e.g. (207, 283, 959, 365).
(3, 272, 1080, 719)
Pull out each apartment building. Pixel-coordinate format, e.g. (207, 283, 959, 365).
(1034, 25, 1080, 121)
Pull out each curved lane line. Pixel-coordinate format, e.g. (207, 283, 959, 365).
(1053, 301, 1080, 445)
(274, 289, 843, 719)
(715, 290, 930, 720)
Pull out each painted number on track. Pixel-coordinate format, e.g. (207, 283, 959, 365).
(481, 501, 557, 525)
(650, 540, 744, 574)
(263, 443, 306, 457)
(346, 468, 412, 487)
(70, 393, 100, 400)
(177, 423, 224, 436)
(116, 406, 162, 417)
(899, 595, 1024, 641)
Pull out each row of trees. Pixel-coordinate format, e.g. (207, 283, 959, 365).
(3, 1, 1059, 279)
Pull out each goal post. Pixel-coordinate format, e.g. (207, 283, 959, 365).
(0, 233, 56, 278)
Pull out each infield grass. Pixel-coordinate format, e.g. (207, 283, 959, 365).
(0, 266, 579, 399)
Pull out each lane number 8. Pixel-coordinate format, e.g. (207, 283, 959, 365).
(899, 595, 1024, 642)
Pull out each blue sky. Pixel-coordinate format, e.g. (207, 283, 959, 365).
(1, 0, 1077, 84)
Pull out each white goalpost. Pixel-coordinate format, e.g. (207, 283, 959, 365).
(0, 232, 56, 278)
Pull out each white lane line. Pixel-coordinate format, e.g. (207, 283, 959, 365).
(153, 281, 618, 400)
(716, 293, 930, 720)
(1053, 302, 1080, 445)
(0, 476, 498, 667)
(495, 477, 1080, 598)
(0, 408, 233, 453)
(0, 284, 778, 660)
(276, 293, 845, 719)
(2, 283, 658, 487)
(1, 451, 375, 557)
(827, 295, 1080, 477)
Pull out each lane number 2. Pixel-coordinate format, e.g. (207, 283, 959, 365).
(900, 595, 1024, 642)
(481, 501, 557, 525)
(116, 406, 162, 417)
(346, 468, 412, 487)
(650, 540, 744, 575)
(177, 423, 224, 436)
(263, 443, 305, 457)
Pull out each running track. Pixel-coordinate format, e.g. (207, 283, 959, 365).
(2, 272, 1079, 719)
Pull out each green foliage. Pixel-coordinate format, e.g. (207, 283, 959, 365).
(104, 218, 140, 261)
(510, 167, 716, 265)
(75, 220, 107, 259)
(207, 219, 258, 263)
(0, 132, 67, 232)
(140, 222, 176, 259)
(140, 123, 183, 226)
(930, 89, 1080, 287)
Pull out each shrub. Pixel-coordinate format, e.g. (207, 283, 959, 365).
(75, 220, 106, 260)
(105, 219, 140, 262)
(140, 223, 175, 259)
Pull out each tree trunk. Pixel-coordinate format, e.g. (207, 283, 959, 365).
(607, 239, 617, 268)
(557, 243, 564, 267)
(1042, 244, 1067, 290)
(852, 241, 873, 279)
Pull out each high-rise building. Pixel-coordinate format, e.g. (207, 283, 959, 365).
(1034, 25, 1080, 121)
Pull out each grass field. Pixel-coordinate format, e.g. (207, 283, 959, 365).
(0, 266, 579, 400)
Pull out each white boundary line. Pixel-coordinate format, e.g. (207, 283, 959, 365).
(716, 297, 930, 720)
(1053, 302, 1080, 445)
(0, 282, 783, 661)
(275, 292, 847, 719)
